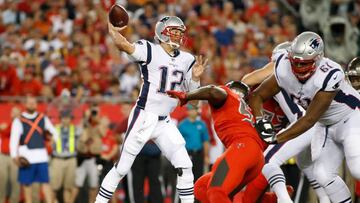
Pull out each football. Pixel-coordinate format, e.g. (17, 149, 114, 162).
(108, 4, 129, 28)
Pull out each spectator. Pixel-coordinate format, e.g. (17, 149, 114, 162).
(10, 96, 59, 203)
(178, 104, 210, 183)
(322, 16, 359, 65)
(98, 117, 119, 185)
(0, 107, 20, 203)
(300, 0, 330, 31)
(119, 63, 140, 99)
(73, 107, 104, 203)
(50, 110, 79, 203)
(18, 66, 43, 96)
(0, 55, 19, 96)
(213, 17, 235, 47)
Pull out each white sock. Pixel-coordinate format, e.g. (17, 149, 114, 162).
(323, 176, 352, 203)
(263, 163, 292, 202)
(95, 167, 124, 203)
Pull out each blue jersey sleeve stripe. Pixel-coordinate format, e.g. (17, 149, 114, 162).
(334, 90, 360, 109)
(146, 42, 152, 64)
(187, 57, 196, 73)
(321, 69, 340, 91)
(280, 88, 303, 119)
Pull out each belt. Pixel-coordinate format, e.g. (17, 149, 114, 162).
(53, 156, 76, 160)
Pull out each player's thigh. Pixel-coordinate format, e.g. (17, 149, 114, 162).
(339, 111, 360, 179)
(264, 127, 313, 165)
(209, 138, 264, 194)
(295, 145, 313, 170)
(313, 127, 344, 184)
(152, 120, 190, 167)
(122, 107, 159, 156)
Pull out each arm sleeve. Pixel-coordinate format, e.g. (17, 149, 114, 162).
(128, 40, 149, 63)
(44, 116, 59, 142)
(10, 118, 22, 158)
(182, 57, 200, 92)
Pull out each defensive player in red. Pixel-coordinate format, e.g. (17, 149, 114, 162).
(167, 81, 272, 203)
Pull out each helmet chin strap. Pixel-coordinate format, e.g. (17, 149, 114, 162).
(167, 40, 180, 49)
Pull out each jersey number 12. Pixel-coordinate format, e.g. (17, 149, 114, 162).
(158, 66, 184, 93)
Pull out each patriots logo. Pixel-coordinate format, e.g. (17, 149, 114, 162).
(160, 16, 170, 22)
(309, 38, 320, 50)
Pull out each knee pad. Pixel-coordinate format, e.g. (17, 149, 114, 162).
(115, 151, 136, 176)
(313, 164, 337, 187)
(123, 133, 148, 156)
(170, 146, 193, 168)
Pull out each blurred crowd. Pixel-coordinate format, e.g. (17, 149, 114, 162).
(1, 0, 360, 203)
(0, 0, 358, 100)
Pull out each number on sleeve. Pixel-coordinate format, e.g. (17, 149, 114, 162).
(239, 99, 254, 125)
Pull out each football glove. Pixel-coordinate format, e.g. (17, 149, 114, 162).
(255, 118, 277, 144)
(166, 90, 188, 106)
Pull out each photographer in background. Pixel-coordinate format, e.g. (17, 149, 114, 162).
(71, 106, 104, 203)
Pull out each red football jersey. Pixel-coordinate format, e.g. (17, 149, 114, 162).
(210, 86, 265, 149)
(262, 98, 288, 133)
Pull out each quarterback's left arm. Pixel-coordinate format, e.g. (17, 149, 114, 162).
(276, 91, 337, 143)
(183, 55, 208, 91)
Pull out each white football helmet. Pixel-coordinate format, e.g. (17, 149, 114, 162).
(288, 31, 324, 81)
(154, 16, 186, 49)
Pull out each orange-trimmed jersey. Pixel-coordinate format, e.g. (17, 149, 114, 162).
(210, 86, 266, 149)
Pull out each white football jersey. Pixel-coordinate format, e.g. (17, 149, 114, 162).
(272, 49, 360, 125)
(128, 40, 198, 116)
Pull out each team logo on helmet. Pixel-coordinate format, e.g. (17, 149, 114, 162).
(309, 38, 320, 50)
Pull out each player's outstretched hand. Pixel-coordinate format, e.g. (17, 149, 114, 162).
(192, 55, 208, 81)
(108, 21, 128, 49)
(166, 90, 188, 106)
(255, 118, 277, 144)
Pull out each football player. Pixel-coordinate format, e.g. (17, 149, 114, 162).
(167, 81, 267, 203)
(250, 31, 360, 203)
(96, 16, 207, 203)
(241, 42, 330, 203)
